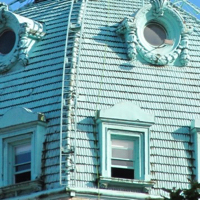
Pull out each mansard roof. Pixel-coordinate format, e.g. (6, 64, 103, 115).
(0, 0, 72, 190)
(1, 0, 200, 198)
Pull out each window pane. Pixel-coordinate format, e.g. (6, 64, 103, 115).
(112, 159, 133, 167)
(144, 24, 166, 46)
(16, 163, 31, 172)
(111, 168, 134, 179)
(15, 171, 31, 183)
(15, 144, 31, 164)
(0, 30, 16, 54)
(15, 152, 31, 164)
(112, 139, 134, 149)
(15, 144, 31, 154)
(112, 148, 133, 159)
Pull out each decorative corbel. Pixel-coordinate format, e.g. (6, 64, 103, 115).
(179, 26, 193, 66)
(99, 182, 108, 189)
(0, 3, 7, 28)
(116, 17, 138, 61)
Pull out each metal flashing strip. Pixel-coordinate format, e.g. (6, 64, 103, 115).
(3, 186, 163, 200)
(66, 187, 164, 200)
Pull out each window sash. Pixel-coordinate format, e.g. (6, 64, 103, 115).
(14, 169, 31, 175)
(14, 162, 31, 173)
(14, 161, 31, 167)
(13, 143, 31, 183)
(111, 164, 135, 170)
(110, 135, 139, 179)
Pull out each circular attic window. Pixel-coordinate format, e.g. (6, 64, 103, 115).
(143, 23, 166, 46)
(0, 30, 16, 55)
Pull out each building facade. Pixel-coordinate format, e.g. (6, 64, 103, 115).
(0, 0, 200, 199)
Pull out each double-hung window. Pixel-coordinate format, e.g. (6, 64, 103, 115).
(14, 143, 31, 183)
(4, 137, 32, 184)
(111, 135, 138, 180)
(96, 102, 155, 190)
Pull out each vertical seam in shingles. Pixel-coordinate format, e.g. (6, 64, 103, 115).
(73, 0, 89, 188)
(60, 0, 75, 187)
(92, 0, 112, 198)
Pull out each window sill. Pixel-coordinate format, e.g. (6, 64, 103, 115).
(99, 176, 155, 191)
(0, 179, 42, 199)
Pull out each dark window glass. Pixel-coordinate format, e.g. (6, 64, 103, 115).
(16, 163, 31, 172)
(144, 24, 166, 46)
(15, 152, 31, 164)
(15, 171, 31, 183)
(111, 168, 134, 179)
(0, 30, 16, 54)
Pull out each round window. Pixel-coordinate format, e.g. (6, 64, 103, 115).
(143, 24, 166, 46)
(0, 30, 16, 55)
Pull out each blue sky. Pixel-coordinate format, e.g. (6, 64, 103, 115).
(1, 0, 33, 10)
(1, 0, 200, 7)
(1, 0, 200, 18)
(189, 0, 200, 7)
(174, 0, 200, 19)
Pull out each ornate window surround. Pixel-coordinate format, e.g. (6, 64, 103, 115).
(96, 102, 155, 191)
(116, 0, 193, 66)
(0, 3, 45, 73)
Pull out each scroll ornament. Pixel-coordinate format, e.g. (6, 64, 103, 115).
(116, 0, 193, 66)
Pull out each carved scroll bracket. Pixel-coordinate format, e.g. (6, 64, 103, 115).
(0, 4, 46, 73)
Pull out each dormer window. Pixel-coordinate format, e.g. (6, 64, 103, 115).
(0, 29, 16, 55)
(0, 107, 46, 198)
(96, 102, 155, 190)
